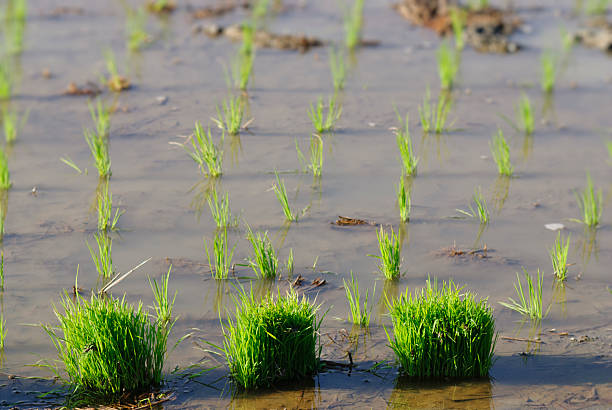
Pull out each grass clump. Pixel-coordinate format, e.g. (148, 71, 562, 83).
(97, 182, 123, 232)
(397, 177, 411, 223)
(0, 61, 12, 100)
(573, 174, 603, 227)
(450, 8, 466, 50)
(245, 225, 279, 279)
(87, 232, 113, 279)
(85, 128, 111, 178)
(329, 47, 346, 92)
(273, 172, 299, 222)
(370, 225, 401, 280)
(344, 0, 364, 50)
(0, 147, 11, 190)
(212, 96, 244, 136)
(499, 268, 547, 320)
(219, 288, 321, 389)
(2, 105, 28, 144)
(419, 87, 451, 134)
(490, 129, 513, 176)
(386, 278, 496, 378)
(457, 186, 489, 225)
(437, 42, 459, 90)
(183, 122, 223, 177)
(208, 189, 237, 229)
(395, 112, 418, 176)
(88, 98, 111, 139)
(550, 232, 570, 282)
(204, 227, 235, 279)
(343, 271, 373, 328)
(585, 0, 610, 15)
(308, 94, 342, 134)
(43, 282, 175, 406)
(126, 6, 149, 51)
(296, 134, 323, 178)
(517, 94, 534, 135)
(540, 51, 556, 93)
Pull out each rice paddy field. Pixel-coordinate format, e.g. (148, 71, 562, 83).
(1, 0, 612, 408)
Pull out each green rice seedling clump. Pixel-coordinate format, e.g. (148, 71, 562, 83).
(97, 182, 123, 232)
(607, 141, 612, 161)
(499, 268, 547, 320)
(437, 42, 459, 90)
(457, 186, 489, 224)
(43, 288, 174, 405)
(296, 134, 323, 177)
(85, 128, 111, 178)
(397, 177, 411, 223)
(395, 112, 418, 176)
(419, 87, 451, 134)
(212, 96, 244, 136)
(88, 98, 111, 139)
(517, 94, 534, 135)
(371, 225, 401, 280)
(87, 232, 113, 278)
(0, 147, 11, 190)
(308, 94, 342, 134)
(329, 47, 346, 92)
(344, 0, 364, 50)
(104, 50, 130, 92)
(574, 174, 603, 227)
(245, 225, 278, 279)
(2, 105, 28, 144)
(221, 288, 321, 389)
(450, 8, 465, 50)
(585, 0, 610, 15)
(273, 172, 298, 222)
(0, 61, 12, 100)
(0, 250, 4, 289)
(490, 129, 513, 176)
(343, 271, 374, 328)
(126, 6, 149, 51)
(386, 278, 496, 378)
(183, 122, 223, 177)
(0, 314, 5, 350)
(207, 189, 237, 229)
(540, 51, 556, 93)
(204, 227, 235, 279)
(550, 232, 570, 282)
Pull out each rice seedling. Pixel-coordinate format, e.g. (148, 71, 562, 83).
(516, 94, 534, 135)
(88, 98, 111, 139)
(245, 225, 279, 279)
(286, 248, 294, 277)
(456, 186, 490, 225)
(585, 0, 610, 14)
(43, 284, 174, 405)
(85, 128, 111, 178)
(126, 6, 149, 51)
(252, 0, 270, 23)
(219, 287, 321, 389)
(0, 147, 11, 190)
(343, 271, 374, 328)
(146, 0, 176, 14)
(60, 156, 83, 174)
(397, 177, 411, 223)
(212, 96, 244, 136)
(370, 225, 401, 280)
(386, 278, 496, 378)
(104, 50, 130, 92)
(308, 94, 342, 134)
(607, 141, 612, 161)
(418, 87, 451, 134)
(148, 267, 175, 327)
(550, 232, 570, 282)
(2, 105, 28, 144)
(182, 122, 223, 177)
(87, 232, 114, 279)
(273, 172, 298, 222)
(489, 129, 513, 177)
(329, 47, 346, 92)
(560, 26, 574, 53)
(0, 60, 11, 100)
(344, 0, 364, 50)
(395, 112, 418, 176)
(295, 134, 323, 177)
(0, 314, 5, 350)
(0, 251, 4, 289)
(468, 0, 489, 10)
(437, 41, 459, 90)
(450, 8, 466, 50)
(5, 0, 27, 21)
(573, 173, 603, 227)
(97, 182, 123, 232)
(500, 268, 547, 320)
(207, 189, 237, 229)
(204, 227, 235, 279)
(540, 51, 557, 93)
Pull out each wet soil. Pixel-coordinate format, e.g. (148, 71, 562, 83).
(0, 0, 611, 408)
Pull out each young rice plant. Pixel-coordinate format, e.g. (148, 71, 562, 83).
(540, 51, 557, 93)
(2, 105, 28, 144)
(97, 182, 123, 232)
(456, 186, 489, 224)
(245, 225, 279, 279)
(207, 189, 237, 229)
(308, 94, 342, 134)
(87, 232, 114, 279)
(573, 174, 603, 227)
(517, 94, 534, 135)
(343, 271, 374, 328)
(273, 172, 298, 222)
(386, 278, 496, 378)
(395, 112, 418, 176)
(490, 129, 513, 176)
(499, 268, 547, 320)
(371, 225, 401, 280)
(550, 232, 570, 282)
(419, 87, 451, 134)
(397, 177, 411, 223)
(204, 227, 235, 279)
(329, 47, 346, 92)
(0, 148, 11, 190)
(344, 0, 364, 50)
(212, 95, 244, 136)
(296, 134, 323, 177)
(183, 122, 223, 177)
(85, 128, 111, 178)
(437, 42, 459, 90)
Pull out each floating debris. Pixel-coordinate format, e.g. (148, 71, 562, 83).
(332, 216, 377, 226)
(203, 24, 325, 52)
(545, 223, 564, 231)
(63, 81, 102, 96)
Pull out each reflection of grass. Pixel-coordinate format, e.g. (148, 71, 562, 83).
(573, 174, 602, 227)
(500, 268, 547, 320)
(343, 271, 374, 328)
(577, 227, 598, 266)
(219, 288, 321, 389)
(550, 232, 570, 282)
(387, 278, 496, 378)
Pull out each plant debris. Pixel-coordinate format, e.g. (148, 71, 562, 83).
(434, 243, 491, 260)
(63, 81, 102, 96)
(331, 216, 377, 226)
(575, 20, 612, 53)
(202, 24, 325, 52)
(188, 2, 249, 19)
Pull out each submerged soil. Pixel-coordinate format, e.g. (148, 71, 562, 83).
(1, 0, 612, 408)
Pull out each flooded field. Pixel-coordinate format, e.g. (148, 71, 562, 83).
(1, 0, 612, 407)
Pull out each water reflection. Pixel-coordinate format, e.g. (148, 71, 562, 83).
(190, 177, 220, 221)
(491, 175, 510, 213)
(576, 227, 598, 267)
(376, 279, 400, 322)
(229, 377, 319, 409)
(388, 376, 493, 409)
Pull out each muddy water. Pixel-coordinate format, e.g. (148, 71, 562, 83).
(1, 0, 612, 407)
